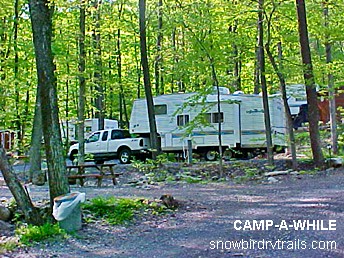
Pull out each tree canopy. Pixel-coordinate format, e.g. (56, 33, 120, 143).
(1, 0, 343, 152)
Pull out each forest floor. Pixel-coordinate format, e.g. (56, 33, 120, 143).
(0, 159, 344, 258)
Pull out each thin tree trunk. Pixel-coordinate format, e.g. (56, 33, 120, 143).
(229, 22, 241, 90)
(117, 17, 129, 128)
(29, 0, 70, 205)
(154, 0, 163, 95)
(295, 0, 324, 166)
(266, 45, 298, 170)
(254, 47, 260, 94)
(29, 90, 44, 185)
(0, 146, 44, 225)
(139, 0, 161, 159)
(92, 0, 104, 130)
(14, 0, 23, 154)
(64, 46, 70, 152)
(211, 60, 223, 177)
(323, 1, 337, 154)
(258, 0, 274, 165)
(78, 0, 86, 165)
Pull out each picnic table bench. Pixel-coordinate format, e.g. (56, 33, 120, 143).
(66, 163, 122, 187)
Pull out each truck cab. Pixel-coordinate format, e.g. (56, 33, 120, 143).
(68, 129, 150, 164)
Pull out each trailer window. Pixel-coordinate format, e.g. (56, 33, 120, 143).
(155, 104, 167, 115)
(205, 112, 224, 123)
(204, 113, 212, 123)
(177, 115, 189, 126)
(212, 112, 224, 123)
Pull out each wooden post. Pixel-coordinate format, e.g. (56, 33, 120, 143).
(187, 139, 192, 164)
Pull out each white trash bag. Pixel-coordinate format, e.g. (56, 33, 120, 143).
(52, 192, 86, 221)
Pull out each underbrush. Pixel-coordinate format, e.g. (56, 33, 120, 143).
(0, 223, 67, 253)
(82, 196, 169, 225)
(15, 223, 67, 245)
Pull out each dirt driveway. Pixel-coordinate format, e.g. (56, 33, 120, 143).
(1, 167, 344, 258)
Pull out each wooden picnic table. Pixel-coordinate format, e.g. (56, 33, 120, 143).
(66, 163, 122, 187)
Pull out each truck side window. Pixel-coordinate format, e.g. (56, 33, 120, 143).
(102, 131, 108, 141)
(88, 132, 100, 143)
(111, 130, 122, 140)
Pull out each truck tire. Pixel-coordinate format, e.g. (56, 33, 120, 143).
(119, 148, 131, 164)
(204, 150, 217, 161)
(70, 150, 78, 162)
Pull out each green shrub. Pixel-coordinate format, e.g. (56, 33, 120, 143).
(15, 223, 66, 245)
(83, 197, 167, 225)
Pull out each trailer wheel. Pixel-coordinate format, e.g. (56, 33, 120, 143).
(204, 150, 217, 161)
(119, 148, 132, 164)
(223, 149, 233, 160)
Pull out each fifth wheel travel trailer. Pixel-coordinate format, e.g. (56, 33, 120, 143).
(60, 118, 119, 144)
(130, 88, 287, 160)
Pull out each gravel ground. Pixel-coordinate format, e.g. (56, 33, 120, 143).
(0, 162, 343, 258)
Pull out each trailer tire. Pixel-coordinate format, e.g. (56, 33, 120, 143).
(118, 148, 132, 164)
(223, 149, 233, 160)
(204, 150, 217, 161)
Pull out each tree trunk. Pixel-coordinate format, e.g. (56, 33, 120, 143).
(154, 0, 163, 95)
(0, 146, 44, 225)
(211, 60, 224, 177)
(14, 0, 23, 154)
(323, 1, 337, 154)
(29, 90, 44, 185)
(295, 0, 324, 166)
(254, 48, 260, 94)
(258, 0, 274, 165)
(229, 22, 241, 90)
(29, 0, 70, 204)
(117, 25, 129, 128)
(139, 0, 161, 159)
(92, 0, 104, 130)
(78, 0, 86, 165)
(265, 45, 298, 170)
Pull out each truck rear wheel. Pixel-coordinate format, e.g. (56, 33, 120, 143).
(119, 148, 131, 164)
(70, 150, 78, 163)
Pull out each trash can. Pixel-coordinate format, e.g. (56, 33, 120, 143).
(52, 192, 86, 232)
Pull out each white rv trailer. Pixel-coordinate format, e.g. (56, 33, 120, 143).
(60, 118, 119, 144)
(130, 90, 287, 159)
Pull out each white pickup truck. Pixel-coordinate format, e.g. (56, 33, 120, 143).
(68, 129, 150, 164)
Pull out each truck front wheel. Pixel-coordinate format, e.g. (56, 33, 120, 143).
(118, 148, 132, 164)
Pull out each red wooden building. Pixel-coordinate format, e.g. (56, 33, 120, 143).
(0, 130, 15, 151)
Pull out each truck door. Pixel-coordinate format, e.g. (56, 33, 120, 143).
(85, 131, 109, 154)
(98, 131, 109, 153)
(85, 131, 101, 153)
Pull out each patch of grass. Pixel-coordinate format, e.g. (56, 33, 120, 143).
(0, 238, 19, 253)
(15, 223, 67, 246)
(82, 197, 167, 225)
(298, 169, 317, 175)
(234, 167, 260, 183)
